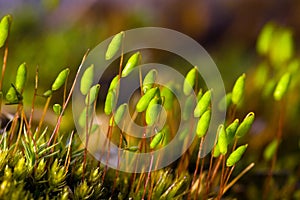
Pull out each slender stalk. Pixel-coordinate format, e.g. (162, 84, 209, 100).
(29, 67, 39, 132)
(142, 153, 154, 199)
(37, 96, 52, 136)
(82, 93, 91, 180)
(64, 130, 74, 172)
(222, 163, 255, 195)
(0, 33, 10, 112)
(217, 156, 226, 199)
(263, 99, 285, 199)
(190, 137, 204, 200)
(12, 106, 24, 155)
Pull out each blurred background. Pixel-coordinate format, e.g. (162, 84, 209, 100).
(1, 0, 300, 198)
(1, 0, 300, 85)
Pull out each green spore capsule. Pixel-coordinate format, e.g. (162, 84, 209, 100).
(80, 64, 94, 95)
(43, 89, 53, 97)
(226, 119, 239, 144)
(150, 130, 164, 149)
(143, 69, 157, 93)
(270, 29, 294, 65)
(126, 146, 139, 152)
(105, 31, 124, 60)
(218, 92, 232, 112)
(194, 90, 211, 117)
(256, 22, 275, 56)
(51, 68, 70, 91)
(161, 84, 174, 111)
(108, 75, 120, 92)
(226, 144, 248, 167)
(15, 62, 27, 92)
(146, 97, 162, 125)
(122, 52, 140, 77)
(231, 73, 246, 105)
(218, 124, 228, 155)
(104, 89, 116, 115)
(114, 103, 128, 126)
(183, 67, 197, 95)
(85, 84, 100, 105)
(213, 143, 221, 158)
(196, 110, 211, 138)
(197, 89, 203, 101)
(273, 72, 291, 101)
(235, 112, 255, 138)
(6, 86, 17, 103)
(263, 139, 279, 161)
(53, 103, 62, 115)
(78, 107, 93, 128)
(136, 87, 158, 112)
(0, 15, 12, 48)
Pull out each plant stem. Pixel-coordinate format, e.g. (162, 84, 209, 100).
(222, 162, 255, 195)
(190, 137, 204, 200)
(263, 98, 285, 199)
(37, 96, 51, 135)
(0, 34, 9, 112)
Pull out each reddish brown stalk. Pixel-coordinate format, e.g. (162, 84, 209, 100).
(223, 163, 254, 195)
(113, 123, 126, 192)
(206, 154, 223, 197)
(8, 103, 22, 143)
(12, 106, 24, 155)
(82, 93, 91, 180)
(263, 99, 285, 199)
(0, 41, 9, 112)
(142, 154, 154, 199)
(223, 166, 235, 190)
(28, 67, 39, 132)
(64, 130, 74, 172)
(37, 96, 51, 136)
(217, 156, 226, 199)
(196, 156, 205, 196)
(189, 137, 204, 200)
(102, 124, 113, 182)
